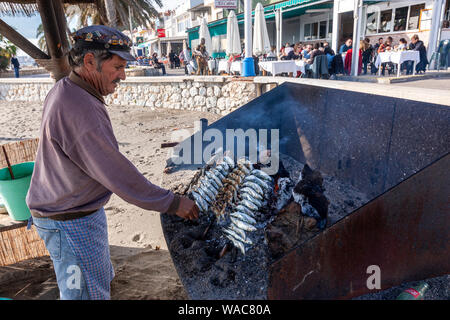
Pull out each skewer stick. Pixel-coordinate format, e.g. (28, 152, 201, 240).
(219, 243, 230, 258)
(2, 146, 14, 180)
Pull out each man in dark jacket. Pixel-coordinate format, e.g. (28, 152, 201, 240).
(11, 55, 20, 78)
(407, 34, 428, 74)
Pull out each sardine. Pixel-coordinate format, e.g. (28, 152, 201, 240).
(242, 181, 264, 196)
(225, 235, 246, 255)
(235, 204, 256, 217)
(200, 185, 216, 201)
(196, 187, 213, 204)
(244, 175, 271, 190)
(240, 187, 264, 201)
(228, 173, 242, 184)
(230, 216, 257, 232)
(199, 178, 219, 194)
(222, 156, 235, 168)
(206, 170, 223, 188)
(240, 199, 259, 212)
(237, 157, 253, 171)
(223, 227, 253, 245)
(217, 161, 230, 173)
(251, 169, 273, 183)
(237, 162, 251, 175)
(241, 193, 263, 208)
(191, 191, 208, 212)
(226, 224, 247, 239)
(230, 211, 257, 225)
(211, 168, 226, 181)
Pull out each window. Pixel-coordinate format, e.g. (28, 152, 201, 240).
(319, 21, 327, 39)
(312, 22, 318, 39)
(304, 23, 311, 40)
(408, 4, 426, 30)
(379, 9, 392, 33)
(365, 12, 378, 34)
(328, 19, 333, 38)
(394, 7, 408, 31)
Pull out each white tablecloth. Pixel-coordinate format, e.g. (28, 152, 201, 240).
(207, 60, 217, 73)
(375, 51, 420, 68)
(259, 60, 301, 76)
(230, 61, 242, 74)
(218, 60, 230, 74)
(294, 60, 306, 74)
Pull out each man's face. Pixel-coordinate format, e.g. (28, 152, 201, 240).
(411, 38, 417, 44)
(86, 54, 127, 96)
(379, 39, 383, 44)
(346, 39, 352, 47)
(307, 45, 312, 51)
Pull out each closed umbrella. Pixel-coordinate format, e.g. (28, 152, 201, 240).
(253, 2, 271, 56)
(198, 16, 212, 55)
(166, 41, 172, 56)
(226, 10, 241, 56)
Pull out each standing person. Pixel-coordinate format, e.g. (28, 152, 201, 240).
(26, 25, 199, 300)
(193, 38, 209, 75)
(169, 50, 175, 69)
(361, 38, 372, 75)
(10, 54, 20, 78)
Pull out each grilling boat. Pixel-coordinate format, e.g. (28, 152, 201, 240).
(161, 82, 450, 300)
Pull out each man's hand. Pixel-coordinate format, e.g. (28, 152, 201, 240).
(176, 197, 199, 220)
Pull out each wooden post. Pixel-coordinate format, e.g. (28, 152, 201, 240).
(36, 0, 70, 81)
(0, 19, 50, 60)
(52, 0, 70, 53)
(36, 0, 63, 59)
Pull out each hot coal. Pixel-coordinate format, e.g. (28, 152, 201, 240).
(161, 153, 369, 299)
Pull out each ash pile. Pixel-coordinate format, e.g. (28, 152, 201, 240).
(161, 153, 368, 299)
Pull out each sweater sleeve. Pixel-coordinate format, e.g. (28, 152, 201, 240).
(65, 124, 179, 214)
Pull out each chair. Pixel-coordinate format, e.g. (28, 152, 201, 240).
(429, 39, 450, 71)
(307, 55, 329, 79)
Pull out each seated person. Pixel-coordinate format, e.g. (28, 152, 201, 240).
(301, 44, 312, 59)
(151, 52, 166, 75)
(286, 44, 301, 60)
(266, 46, 277, 59)
(324, 46, 335, 72)
(306, 43, 324, 65)
(305, 43, 325, 73)
(398, 38, 408, 51)
(339, 39, 352, 54)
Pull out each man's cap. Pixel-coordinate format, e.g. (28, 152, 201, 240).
(71, 25, 136, 61)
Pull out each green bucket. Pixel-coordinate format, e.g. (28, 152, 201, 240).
(0, 162, 34, 221)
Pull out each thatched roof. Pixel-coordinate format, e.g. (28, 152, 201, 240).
(0, 0, 96, 17)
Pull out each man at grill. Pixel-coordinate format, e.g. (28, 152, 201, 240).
(25, 25, 199, 300)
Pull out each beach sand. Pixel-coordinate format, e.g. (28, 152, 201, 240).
(0, 99, 221, 299)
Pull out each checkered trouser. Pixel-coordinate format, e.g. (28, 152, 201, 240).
(53, 208, 114, 300)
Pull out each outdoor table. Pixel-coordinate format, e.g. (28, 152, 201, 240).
(217, 59, 230, 74)
(229, 61, 243, 74)
(375, 51, 420, 77)
(207, 60, 218, 75)
(258, 60, 299, 77)
(294, 60, 306, 74)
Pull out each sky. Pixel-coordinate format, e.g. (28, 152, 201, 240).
(1, 0, 183, 56)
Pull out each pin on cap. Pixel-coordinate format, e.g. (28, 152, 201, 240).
(71, 25, 136, 61)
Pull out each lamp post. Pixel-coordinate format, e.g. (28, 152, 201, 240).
(242, 0, 255, 77)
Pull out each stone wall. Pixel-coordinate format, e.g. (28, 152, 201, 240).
(0, 77, 259, 115)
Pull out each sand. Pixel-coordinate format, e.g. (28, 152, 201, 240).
(0, 99, 221, 300)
